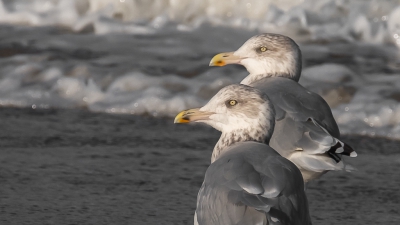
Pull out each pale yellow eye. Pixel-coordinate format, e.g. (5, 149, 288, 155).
(229, 100, 237, 106)
(260, 46, 267, 52)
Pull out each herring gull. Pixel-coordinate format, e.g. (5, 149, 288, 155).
(175, 84, 312, 225)
(209, 33, 357, 182)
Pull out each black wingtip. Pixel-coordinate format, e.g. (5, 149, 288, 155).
(339, 142, 357, 157)
(327, 151, 341, 163)
(327, 141, 357, 162)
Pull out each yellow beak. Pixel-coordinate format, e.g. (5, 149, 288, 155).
(174, 108, 214, 124)
(209, 52, 242, 67)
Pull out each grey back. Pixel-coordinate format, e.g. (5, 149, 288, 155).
(196, 142, 312, 225)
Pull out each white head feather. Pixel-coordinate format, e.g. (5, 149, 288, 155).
(233, 33, 302, 85)
(197, 84, 275, 161)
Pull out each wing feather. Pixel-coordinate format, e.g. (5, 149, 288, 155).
(252, 77, 356, 165)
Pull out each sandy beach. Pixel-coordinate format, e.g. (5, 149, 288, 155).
(0, 107, 399, 225)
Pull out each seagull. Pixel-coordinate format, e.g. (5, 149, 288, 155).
(175, 84, 312, 225)
(209, 33, 357, 182)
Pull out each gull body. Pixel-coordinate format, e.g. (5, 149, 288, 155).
(210, 33, 356, 182)
(175, 84, 312, 225)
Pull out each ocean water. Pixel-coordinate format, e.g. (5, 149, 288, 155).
(1, 0, 400, 138)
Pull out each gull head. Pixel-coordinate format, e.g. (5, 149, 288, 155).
(175, 84, 275, 142)
(210, 33, 302, 83)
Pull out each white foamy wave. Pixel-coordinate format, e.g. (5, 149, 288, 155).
(0, 63, 240, 117)
(1, 0, 400, 139)
(299, 63, 400, 139)
(1, 0, 400, 46)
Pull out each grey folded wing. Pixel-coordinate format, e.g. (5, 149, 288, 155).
(253, 77, 339, 137)
(196, 142, 311, 225)
(253, 77, 356, 159)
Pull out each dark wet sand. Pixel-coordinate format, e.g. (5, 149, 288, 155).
(0, 107, 399, 225)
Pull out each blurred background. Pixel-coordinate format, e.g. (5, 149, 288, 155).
(1, 0, 400, 138)
(2, 2, 400, 224)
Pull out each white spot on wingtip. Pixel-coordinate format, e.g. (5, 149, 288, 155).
(271, 217, 279, 222)
(350, 152, 357, 157)
(335, 147, 344, 153)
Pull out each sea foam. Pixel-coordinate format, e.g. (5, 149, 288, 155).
(0, 0, 400, 139)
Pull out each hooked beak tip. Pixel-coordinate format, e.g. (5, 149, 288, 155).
(209, 52, 239, 67)
(174, 110, 190, 124)
(209, 60, 226, 67)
